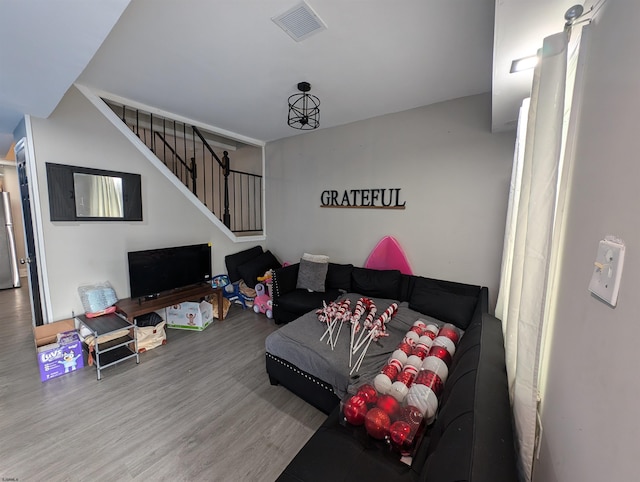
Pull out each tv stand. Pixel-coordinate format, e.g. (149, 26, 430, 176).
(115, 284, 225, 323)
(139, 293, 160, 303)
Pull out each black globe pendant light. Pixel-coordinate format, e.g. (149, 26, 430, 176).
(288, 81, 320, 130)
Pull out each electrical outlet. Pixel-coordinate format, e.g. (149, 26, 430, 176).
(588, 238, 625, 307)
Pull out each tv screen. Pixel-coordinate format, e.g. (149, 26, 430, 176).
(127, 243, 212, 299)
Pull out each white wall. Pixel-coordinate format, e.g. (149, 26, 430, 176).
(535, 3, 640, 481)
(28, 86, 261, 321)
(266, 94, 515, 310)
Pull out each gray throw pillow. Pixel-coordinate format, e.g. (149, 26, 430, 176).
(296, 256, 329, 292)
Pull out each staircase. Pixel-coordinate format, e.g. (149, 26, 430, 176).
(103, 99, 263, 235)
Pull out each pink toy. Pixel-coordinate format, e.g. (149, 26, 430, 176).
(257, 270, 273, 296)
(253, 283, 273, 319)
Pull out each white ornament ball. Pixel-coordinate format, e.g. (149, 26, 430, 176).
(421, 356, 449, 383)
(433, 336, 456, 357)
(374, 373, 393, 395)
(406, 384, 439, 421)
(389, 381, 409, 402)
(390, 349, 408, 366)
(425, 324, 439, 336)
(404, 331, 419, 346)
(406, 355, 423, 369)
(418, 335, 434, 349)
(413, 320, 427, 328)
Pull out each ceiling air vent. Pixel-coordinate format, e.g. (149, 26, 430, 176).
(272, 1, 327, 42)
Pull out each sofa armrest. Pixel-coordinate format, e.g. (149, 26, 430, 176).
(272, 263, 300, 301)
(476, 286, 489, 316)
(419, 313, 517, 481)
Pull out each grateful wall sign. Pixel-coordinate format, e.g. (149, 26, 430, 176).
(320, 188, 406, 209)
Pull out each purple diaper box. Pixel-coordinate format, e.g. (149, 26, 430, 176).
(34, 319, 85, 382)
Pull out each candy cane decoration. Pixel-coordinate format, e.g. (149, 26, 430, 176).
(349, 298, 368, 367)
(353, 300, 377, 353)
(318, 299, 351, 348)
(350, 324, 391, 375)
(353, 301, 397, 353)
(330, 298, 351, 349)
(350, 302, 398, 374)
(318, 301, 338, 341)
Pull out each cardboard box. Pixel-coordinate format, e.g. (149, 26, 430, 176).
(164, 301, 214, 331)
(34, 319, 85, 382)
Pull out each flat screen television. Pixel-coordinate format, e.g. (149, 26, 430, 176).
(127, 243, 212, 299)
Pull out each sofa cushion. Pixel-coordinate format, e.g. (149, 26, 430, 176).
(237, 250, 280, 288)
(296, 254, 330, 292)
(225, 246, 263, 283)
(276, 288, 342, 316)
(409, 278, 479, 330)
(399, 274, 414, 302)
(326, 263, 354, 292)
(276, 408, 417, 482)
(351, 267, 401, 300)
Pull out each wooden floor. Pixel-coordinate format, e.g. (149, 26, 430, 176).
(0, 283, 325, 481)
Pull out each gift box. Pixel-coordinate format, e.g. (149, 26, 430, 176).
(163, 301, 214, 331)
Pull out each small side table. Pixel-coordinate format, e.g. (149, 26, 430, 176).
(76, 313, 139, 380)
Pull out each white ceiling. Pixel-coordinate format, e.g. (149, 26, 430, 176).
(0, 0, 582, 156)
(0, 0, 131, 156)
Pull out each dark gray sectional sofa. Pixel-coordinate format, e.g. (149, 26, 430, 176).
(266, 263, 518, 481)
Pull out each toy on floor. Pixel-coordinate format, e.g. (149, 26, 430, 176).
(257, 269, 273, 286)
(257, 269, 274, 298)
(214, 274, 253, 309)
(253, 283, 273, 319)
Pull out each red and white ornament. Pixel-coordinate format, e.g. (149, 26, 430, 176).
(374, 358, 403, 394)
(411, 341, 431, 360)
(374, 373, 393, 395)
(365, 407, 391, 439)
(437, 323, 460, 345)
(406, 384, 439, 423)
(414, 369, 444, 397)
(406, 354, 423, 369)
(427, 344, 452, 367)
(424, 324, 439, 338)
(376, 394, 401, 418)
(357, 383, 378, 405)
(432, 335, 456, 357)
(390, 349, 408, 366)
(397, 342, 413, 355)
(421, 356, 449, 384)
(389, 365, 418, 402)
(403, 330, 419, 346)
(413, 319, 427, 330)
(390, 420, 412, 446)
(343, 394, 368, 426)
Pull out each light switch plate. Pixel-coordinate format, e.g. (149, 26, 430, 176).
(588, 238, 625, 307)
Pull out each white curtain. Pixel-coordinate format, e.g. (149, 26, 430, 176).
(89, 175, 124, 217)
(495, 30, 573, 482)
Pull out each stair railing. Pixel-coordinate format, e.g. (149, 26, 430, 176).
(104, 99, 263, 234)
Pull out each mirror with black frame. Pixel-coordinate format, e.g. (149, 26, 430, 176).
(46, 163, 142, 221)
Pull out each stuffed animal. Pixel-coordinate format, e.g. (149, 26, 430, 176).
(253, 283, 273, 319)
